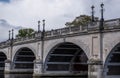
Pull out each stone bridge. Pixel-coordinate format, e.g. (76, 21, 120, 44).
(0, 18, 120, 78)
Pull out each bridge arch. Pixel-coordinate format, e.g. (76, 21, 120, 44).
(44, 42, 88, 76)
(44, 39, 90, 60)
(13, 47, 36, 70)
(104, 42, 120, 78)
(0, 52, 7, 73)
(12, 45, 36, 61)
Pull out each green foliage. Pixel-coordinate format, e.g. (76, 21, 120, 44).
(65, 15, 92, 26)
(16, 28, 34, 38)
(73, 15, 91, 26)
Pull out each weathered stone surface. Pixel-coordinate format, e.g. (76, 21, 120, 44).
(0, 18, 120, 78)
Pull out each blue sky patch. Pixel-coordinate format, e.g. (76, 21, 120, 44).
(0, 0, 10, 3)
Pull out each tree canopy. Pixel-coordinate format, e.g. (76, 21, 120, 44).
(16, 28, 34, 38)
(65, 15, 98, 27)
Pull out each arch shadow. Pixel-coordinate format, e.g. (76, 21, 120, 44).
(104, 42, 120, 77)
(12, 47, 36, 73)
(0, 52, 7, 74)
(44, 42, 88, 76)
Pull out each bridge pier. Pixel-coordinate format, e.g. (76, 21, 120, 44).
(97, 65, 103, 78)
(4, 59, 11, 74)
(33, 59, 42, 76)
(88, 58, 103, 78)
(5, 59, 35, 74)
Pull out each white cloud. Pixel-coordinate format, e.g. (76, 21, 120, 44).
(0, 0, 120, 41)
(0, 0, 85, 29)
(0, 19, 22, 41)
(0, 0, 85, 41)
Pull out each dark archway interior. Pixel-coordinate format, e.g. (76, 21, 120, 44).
(45, 42, 88, 74)
(0, 52, 7, 72)
(105, 44, 120, 75)
(14, 48, 35, 69)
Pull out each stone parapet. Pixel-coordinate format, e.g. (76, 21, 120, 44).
(0, 18, 120, 48)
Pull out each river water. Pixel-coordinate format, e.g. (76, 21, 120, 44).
(0, 74, 87, 78)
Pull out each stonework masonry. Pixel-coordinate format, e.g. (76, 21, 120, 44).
(0, 18, 120, 78)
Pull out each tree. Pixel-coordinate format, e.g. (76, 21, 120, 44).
(65, 15, 98, 27)
(16, 28, 34, 38)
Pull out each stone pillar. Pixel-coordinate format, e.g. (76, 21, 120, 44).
(4, 59, 11, 74)
(4, 74, 11, 78)
(88, 58, 103, 78)
(97, 64, 103, 78)
(33, 59, 42, 77)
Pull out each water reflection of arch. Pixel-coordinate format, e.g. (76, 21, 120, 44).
(0, 51, 7, 73)
(104, 43, 120, 78)
(13, 47, 35, 72)
(44, 42, 88, 76)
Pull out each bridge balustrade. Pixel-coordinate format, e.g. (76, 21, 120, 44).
(104, 19, 120, 29)
(0, 18, 120, 48)
(45, 31, 52, 37)
(70, 26, 81, 32)
(0, 41, 10, 48)
(60, 27, 70, 34)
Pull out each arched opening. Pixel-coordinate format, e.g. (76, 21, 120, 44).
(104, 43, 120, 78)
(0, 52, 7, 73)
(13, 47, 35, 71)
(45, 42, 88, 76)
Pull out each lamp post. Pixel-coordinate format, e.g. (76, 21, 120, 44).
(99, 3, 104, 62)
(38, 20, 40, 33)
(10, 29, 14, 62)
(12, 29, 14, 40)
(42, 20, 45, 35)
(41, 19, 45, 40)
(9, 30, 11, 40)
(99, 3, 104, 78)
(100, 3, 104, 31)
(41, 19, 45, 73)
(91, 5, 95, 22)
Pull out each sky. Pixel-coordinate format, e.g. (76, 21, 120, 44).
(0, 0, 10, 3)
(0, 0, 120, 41)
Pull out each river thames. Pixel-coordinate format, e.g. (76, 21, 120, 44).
(0, 74, 87, 78)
